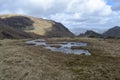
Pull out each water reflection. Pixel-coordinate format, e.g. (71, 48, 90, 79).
(26, 39, 91, 55)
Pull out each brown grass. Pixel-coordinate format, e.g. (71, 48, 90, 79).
(0, 38, 120, 80)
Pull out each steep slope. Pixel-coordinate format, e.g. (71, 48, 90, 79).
(0, 14, 74, 37)
(0, 21, 39, 39)
(103, 26, 120, 38)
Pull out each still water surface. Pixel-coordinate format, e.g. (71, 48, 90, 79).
(26, 39, 91, 55)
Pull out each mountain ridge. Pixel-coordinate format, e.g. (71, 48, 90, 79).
(78, 26, 120, 38)
(0, 14, 74, 38)
(103, 26, 120, 38)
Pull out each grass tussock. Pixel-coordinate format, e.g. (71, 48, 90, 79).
(0, 38, 120, 80)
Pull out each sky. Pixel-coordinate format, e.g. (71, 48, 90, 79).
(0, 0, 120, 34)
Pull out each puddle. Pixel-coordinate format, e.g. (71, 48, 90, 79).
(26, 39, 91, 55)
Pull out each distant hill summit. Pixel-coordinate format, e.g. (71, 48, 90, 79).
(0, 14, 74, 38)
(103, 26, 120, 38)
(84, 30, 102, 37)
(79, 30, 102, 38)
(78, 26, 120, 38)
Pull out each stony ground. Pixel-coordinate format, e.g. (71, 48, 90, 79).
(0, 38, 120, 80)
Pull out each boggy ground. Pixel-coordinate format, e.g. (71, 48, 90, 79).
(0, 38, 120, 80)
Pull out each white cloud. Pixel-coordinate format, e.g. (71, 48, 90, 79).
(66, 0, 112, 16)
(0, 0, 120, 34)
(23, 0, 54, 10)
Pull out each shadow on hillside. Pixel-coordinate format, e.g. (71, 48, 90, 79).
(0, 16, 74, 38)
(44, 22, 74, 37)
(0, 16, 35, 30)
(0, 16, 42, 39)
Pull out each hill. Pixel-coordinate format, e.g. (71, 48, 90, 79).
(103, 26, 120, 38)
(79, 30, 102, 38)
(0, 21, 39, 39)
(0, 14, 74, 37)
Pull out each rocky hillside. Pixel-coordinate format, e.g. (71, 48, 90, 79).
(0, 21, 39, 39)
(79, 30, 102, 38)
(103, 26, 120, 38)
(0, 14, 74, 37)
(78, 26, 120, 38)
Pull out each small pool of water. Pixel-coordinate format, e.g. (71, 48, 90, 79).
(26, 39, 91, 55)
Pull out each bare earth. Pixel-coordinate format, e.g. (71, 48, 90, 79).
(0, 38, 120, 80)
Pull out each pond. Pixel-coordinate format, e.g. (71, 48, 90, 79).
(26, 39, 91, 55)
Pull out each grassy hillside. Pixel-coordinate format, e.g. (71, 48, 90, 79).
(0, 14, 74, 37)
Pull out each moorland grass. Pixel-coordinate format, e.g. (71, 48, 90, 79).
(0, 38, 120, 80)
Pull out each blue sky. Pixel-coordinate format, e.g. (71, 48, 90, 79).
(106, 0, 113, 6)
(0, 0, 120, 34)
